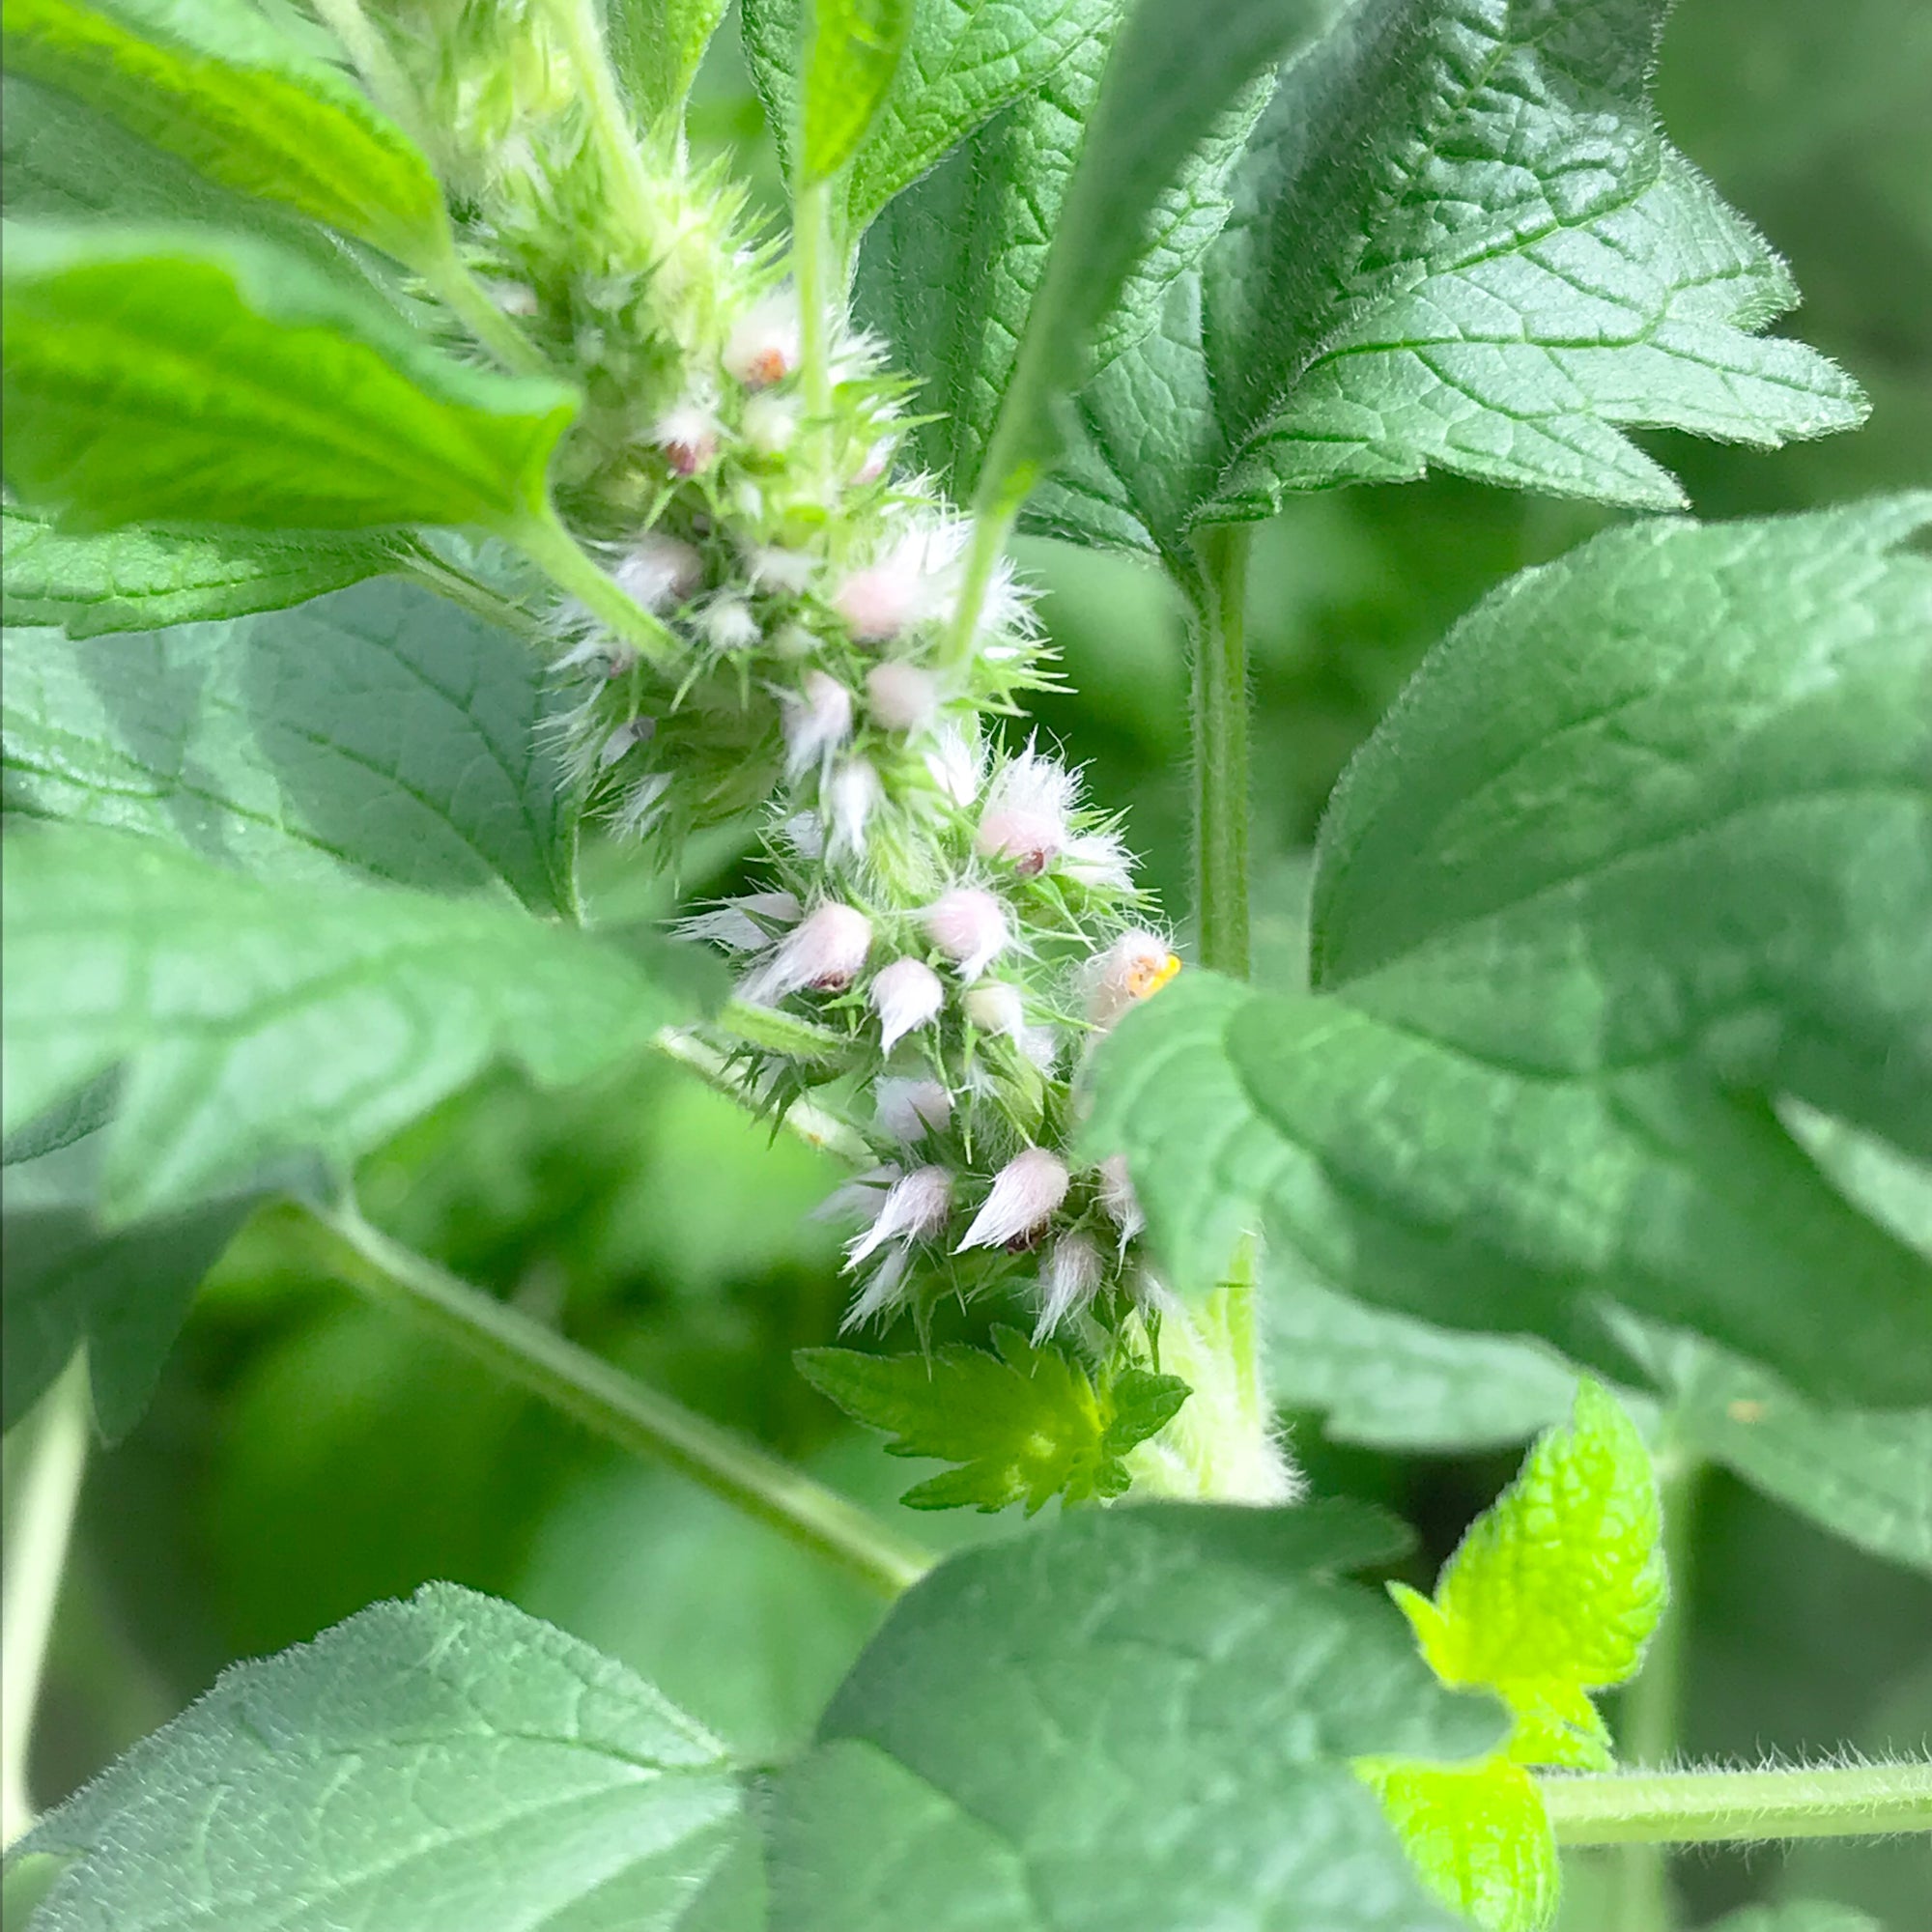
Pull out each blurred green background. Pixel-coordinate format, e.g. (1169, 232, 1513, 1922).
(7, 0, 1929, 1924)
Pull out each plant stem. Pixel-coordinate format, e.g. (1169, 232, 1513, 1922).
(1540, 1760, 1932, 1845)
(396, 543, 548, 639)
(794, 178, 835, 419)
(1, 1357, 91, 1850)
(652, 1021, 873, 1164)
(306, 1202, 933, 1598)
(543, 0, 660, 242)
(1188, 523, 1252, 979)
(511, 504, 683, 670)
(943, 499, 1018, 671)
(421, 245, 554, 380)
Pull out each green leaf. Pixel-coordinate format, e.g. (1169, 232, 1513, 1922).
(795, 1327, 1186, 1511)
(1, 224, 578, 534)
(970, 0, 1342, 522)
(1, 0, 452, 265)
(855, 6, 1272, 497)
(0, 823, 687, 1219)
(1358, 1758, 1558, 1932)
(1035, 0, 1864, 552)
(15, 1583, 754, 1931)
(800, 0, 914, 186)
(1312, 497, 1932, 1158)
(1611, 1315, 1932, 1579)
(1, 505, 399, 636)
(768, 1502, 1505, 1930)
(1, 1116, 264, 1435)
(1705, 1907, 1885, 1932)
(4, 579, 576, 912)
(1393, 1381, 1663, 1771)
(608, 0, 732, 129)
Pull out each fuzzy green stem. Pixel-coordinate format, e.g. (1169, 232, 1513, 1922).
(307, 1202, 931, 1598)
(543, 0, 660, 242)
(511, 504, 683, 670)
(310, 0, 433, 152)
(1, 1357, 91, 1849)
(1188, 524, 1252, 979)
(1540, 1761, 1932, 1846)
(395, 544, 547, 640)
(943, 499, 1018, 672)
(794, 178, 835, 419)
(652, 1022, 873, 1163)
(420, 243, 554, 379)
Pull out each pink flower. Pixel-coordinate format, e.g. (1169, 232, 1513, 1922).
(1086, 929, 1181, 1027)
(976, 748, 1074, 876)
(845, 1164, 952, 1271)
(1096, 1152, 1144, 1248)
(782, 670, 853, 778)
(831, 521, 967, 642)
(956, 1149, 1069, 1253)
(1034, 1234, 1104, 1340)
(737, 902, 871, 1005)
(923, 887, 1009, 982)
(869, 957, 945, 1053)
(653, 404, 719, 476)
(866, 661, 940, 733)
(614, 533, 703, 611)
(724, 290, 800, 388)
(874, 1077, 952, 1143)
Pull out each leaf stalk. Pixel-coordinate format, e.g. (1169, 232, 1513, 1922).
(1541, 1759, 1932, 1845)
(1188, 522, 1252, 979)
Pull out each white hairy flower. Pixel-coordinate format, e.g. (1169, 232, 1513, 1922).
(749, 547, 817, 596)
(826, 757, 882, 860)
(737, 901, 870, 1004)
(1034, 1234, 1105, 1341)
(1087, 928, 1181, 1027)
(614, 532, 703, 610)
(845, 1164, 952, 1271)
(926, 724, 980, 805)
(703, 597, 759, 652)
(653, 403, 719, 476)
(956, 1148, 1069, 1253)
(853, 436, 895, 486)
(869, 957, 945, 1053)
(874, 1077, 952, 1143)
(923, 886, 1009, 981)
(740, 391, 800, 454)
(1096, 1152, 1145, 1248)
(782, 669, 853, 778)
(963, 981, 1025, 1038)
(723, 289, 800, 388)
(866, 661, 940, 733)
(677, 889, 802, 952)
(812, 1164, 898, 1226)
(976, 748, 1075, 876)
(830, 519, 967, 642)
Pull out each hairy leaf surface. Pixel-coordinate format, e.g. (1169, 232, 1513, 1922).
(1033, 0, 1864, 551)
(2, 225, 578, 533)
(0, 825, 684, 1218)
(4, 580, 575, 910)
(769, 1503, 1503, 1929)
(610, 0, 732, 128)
(17, 1584, 753, 1931)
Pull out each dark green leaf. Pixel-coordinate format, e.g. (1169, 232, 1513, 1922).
(1311, 497, 1932, 1157)
(801, 0, 914, 186)
(768, 1502, 1503, 1930)
(1, 505, 399, 636)
(1, 224, 578, 534)
(1035, 0, 1864, 552)
(16, 1583, 753, 1931)
(0, 823, 686, 1219)
(796, 1327, 1184, 1511)
(4, 578, 576, 912)
(1, 0, 452, 264)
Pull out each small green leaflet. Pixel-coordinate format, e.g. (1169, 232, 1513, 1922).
(796, 1326, 1188, 1511)
(2, 225, 578, 534)
(1358, 1759, 1556, 1932)
(607, 0, 732, 130)
(969, 0, 1342, 525)
(1, 506, 400, 636)
(3, 579, 575, 911)
(1034, 0, 1864, 552)
(1, 0, 452, 267)
(770, 1502, 1504, 1930)
(14, 1584, 756, 1931)
(800, 0, 914, 187)
(0, 824, 689, 1219)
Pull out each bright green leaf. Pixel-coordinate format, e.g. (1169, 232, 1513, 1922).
(4, 579, 576, 911)
(0, 823, 689, 1219)
(1, 505, 399, 637)
(1, 0, 451, 264)
(1396, 1381, 1663, 1770)
(795, 1326, 1187, 1511)
(1036, 0, 1864, 551)
(1359, 1758, 1558, 1932)
(800, 0, 914, 186)
(609, 0, 732, 129)
(1, 224, 578, 534)
(769, 1502, 1504, 1930)
(15, 1584, 753, 1931)
(970, 0, 1341, 522)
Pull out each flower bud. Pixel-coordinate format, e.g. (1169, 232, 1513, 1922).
(869, 957, 945, 1053)
(833, 562, 919, 643)
(926, 725, 980, 806)
(923, 887, 1009, 982)
(846, 1164, 952, 1270)
(956, 1148, 1069, 1253)
(826, 757, 882, 860)
(1034, 1233, 1104, 1341)
(782, 669, 853, 778)
(724, 290, 800, 389)
(737, 901, 870, 1005)
(976, 749, 1073, 876)
(741, 391, 800, 454)
(653, 404, 719, 476)
(853, 436, 895, 486)
(1096, 1152, 1145, 1248)
(1086, 929, 1181, 1027)
(874, 1077, 952, 1143)
(703, 597, 759, 653)
(867, 661, 939, 733)
(614, 532, 703, 611)
(963, 981, 1025, 1038)
(749, 548, 817, 596)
